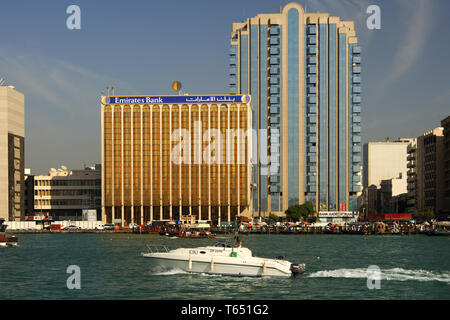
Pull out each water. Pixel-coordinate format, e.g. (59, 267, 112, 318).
(1, 234, 449, 299)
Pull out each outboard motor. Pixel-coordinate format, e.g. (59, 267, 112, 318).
(290, 263, 306, 276)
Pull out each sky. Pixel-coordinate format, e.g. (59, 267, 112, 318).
(0, 0, 449, 174)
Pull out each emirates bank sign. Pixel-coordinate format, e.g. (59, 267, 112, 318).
(103, 95, 251, 105)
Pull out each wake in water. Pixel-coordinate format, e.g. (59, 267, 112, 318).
(308, 268, 450, 283)
(149, 267, 190, 276)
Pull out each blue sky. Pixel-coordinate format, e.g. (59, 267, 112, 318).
(0, 0, 449, 174)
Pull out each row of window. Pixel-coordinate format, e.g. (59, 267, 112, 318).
(268, 24, 281, 195)
(35, 179, 100, 187)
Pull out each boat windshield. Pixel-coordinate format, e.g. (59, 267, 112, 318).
(211, 242, 232, 248)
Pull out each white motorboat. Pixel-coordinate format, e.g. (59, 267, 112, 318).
(141, 241, 305, 278)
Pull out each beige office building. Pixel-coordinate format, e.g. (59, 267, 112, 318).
(0, 85, 25, 221)
(101, 94, 253, 226)
(33, 165, 101, 220)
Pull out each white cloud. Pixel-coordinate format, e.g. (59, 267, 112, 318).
(0, 49, 137, 116)
(384, 0, 432, 85)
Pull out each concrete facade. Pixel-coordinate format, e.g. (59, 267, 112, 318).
(0, 85, 25, 221)
(32, 165, 101, 220)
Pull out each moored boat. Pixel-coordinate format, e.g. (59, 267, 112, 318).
(0, 219, 18, 247)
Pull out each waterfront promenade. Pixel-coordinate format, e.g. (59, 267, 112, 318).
(7, 222, 447, 236)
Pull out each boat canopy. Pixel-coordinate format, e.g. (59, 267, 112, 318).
(211, 242, 232, 248)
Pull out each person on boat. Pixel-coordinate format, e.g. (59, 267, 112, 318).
(234, 236, 242, 247)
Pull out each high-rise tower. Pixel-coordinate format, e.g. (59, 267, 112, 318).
(229, 2, 362, 215)
(0, 84, 25, 221)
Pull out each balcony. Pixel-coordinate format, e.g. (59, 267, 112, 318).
(307, 36, 316, 45)
(308, 76, 317, 84)
(353, 66, 361, 74)
(307, 96, 316, 104)
(307, 25, 316, 35)
(353, 95, 361, 103)
(307, 86, 317, 94)
(270, 57, 280, 65)
(270, 36, 279, 45)
(270, 66, 280, 75)
(270, 47, 280, 55)
(353, 56, 361, 63)
(308, 56, 317, 64)
(270, 86, 280, 94)
(353, 76, 361, 84)
(270, 96, 280, 104)
(407, 145, 416, 153)
(307, 66, 316, 74)
(270, 26, 280, 35)
(270, 106, 279, 115)
(270, 76, 279, 85)
(407, 162, 416, 168)
(352, 46, 361, 54)
(307, 47, 317, 55)
(308, 115, 317, 124)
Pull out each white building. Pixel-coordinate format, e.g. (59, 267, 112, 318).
(363, 139, 412, 191)
(32, 165, 101, 220)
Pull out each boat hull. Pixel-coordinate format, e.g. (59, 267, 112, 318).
(142, 254, 293, 277)
(0, 241, 18, 247)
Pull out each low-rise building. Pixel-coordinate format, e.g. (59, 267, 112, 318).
(32, 165, 101, 220)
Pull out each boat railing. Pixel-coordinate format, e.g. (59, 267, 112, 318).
(145, 244, 170, 253)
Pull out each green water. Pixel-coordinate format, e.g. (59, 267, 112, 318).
(1, 234, 449, 299)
